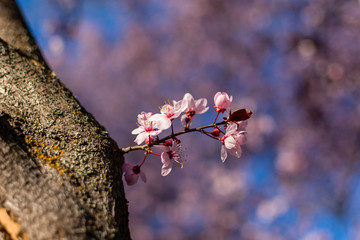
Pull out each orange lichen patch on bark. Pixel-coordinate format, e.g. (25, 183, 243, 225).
(29, 59, 43, 70)
(28, 59, 56, 76)
(0, 208, 30, 240)
(24, 136, 67, 175)
(72, 136, 79, 143)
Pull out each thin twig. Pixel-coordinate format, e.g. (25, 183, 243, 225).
(121, 120, 226, 154)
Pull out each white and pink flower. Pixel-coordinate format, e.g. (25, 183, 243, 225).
(122, 163, 147, 185)
(220, 122, 247, 162)
(161, 101, 184, 120)
(131, 112, 168, 145)
(179, 93, 209, 127)
(214, 92, 232, 113)
(154, 140, 183, 176)
(150, 101, 184, 131)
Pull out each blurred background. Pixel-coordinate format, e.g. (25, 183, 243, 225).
(15, 0, 360, 239)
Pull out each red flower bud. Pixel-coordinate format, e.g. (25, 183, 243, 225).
(210, 128, 221, 137)
(164, 140, 173, 146)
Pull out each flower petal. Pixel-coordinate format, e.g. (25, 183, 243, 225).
(221, 145, 228, 162)
(131, 126, 144, 135)
(182, 93, 195, 109)
(151, 114, 172, 130)
(237, 120, 248, 130)
(224, 136, 236, 149)
(235, 132, 247, 145)
(180, 114, 187, 127)
(172, 141, 179, 151)
(226, 122, 238, 134)
(149, 129, 162, 136)
(122, 163, 133, 172)
(125, 172, 139, 185)
(137, 112, 152, 125)
(134, 132, 148, 145)
(153, 144, 170, 152)
(214, 92, 222, 104)
(194, 98, 209, 114)
(161, 152, 172, 166)
(161, 163, 172, 176)
(173, 100, 185, 118)
(140, 171, 147, 182)
(228, 145, 242, 158)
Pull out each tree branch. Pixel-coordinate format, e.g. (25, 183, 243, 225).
(122, 121, 226, 153)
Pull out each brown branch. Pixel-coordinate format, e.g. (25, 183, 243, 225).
(121, 120, 226, 153)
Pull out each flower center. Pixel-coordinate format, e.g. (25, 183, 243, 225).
(144, 126, 153, 132)
(143, 121, 154, 132)
(133, 165, 141, 174)
(186, 110, 195, 117)
(167, 150, 174, 159)
(166, 112, 174, 119)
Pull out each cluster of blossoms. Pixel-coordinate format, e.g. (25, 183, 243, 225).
(122, 92, 252, 185)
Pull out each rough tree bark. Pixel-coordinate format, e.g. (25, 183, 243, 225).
(0, 0, 131, 239)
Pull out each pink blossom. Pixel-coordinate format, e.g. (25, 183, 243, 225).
(122, 163, 147, 185)
(237, 120, 248, 130)
(131, 112, 167, 145)
(220, 122, 247, 162)
(150, 101, 183, 131)
(179, 93, 209, 127)
(161, 101, 184, 120)
(154, 140, 183, 176)
(214, 92, 233, 112)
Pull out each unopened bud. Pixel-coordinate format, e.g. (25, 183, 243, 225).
(210, 128, 221, 137)
(164, 140, 173, 146)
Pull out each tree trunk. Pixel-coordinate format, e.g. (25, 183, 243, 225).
(0, 0, 131, 239)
